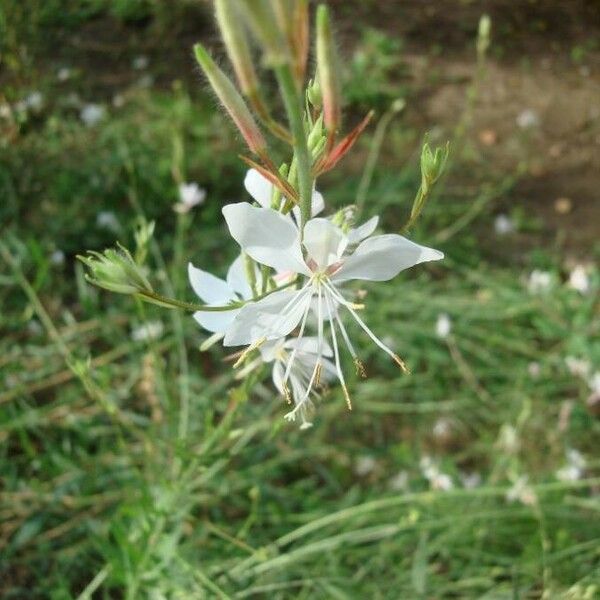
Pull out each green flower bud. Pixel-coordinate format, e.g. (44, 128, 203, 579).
(316, 5, 341, 134)
(194, 43, 266, 155)
(77, 244, 153, 296)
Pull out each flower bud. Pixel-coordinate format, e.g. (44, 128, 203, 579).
(307, 78, 322, 109)
(237, 0, 288, 66)
(477, 14, 492, 58)
(78, 245, 153, 296)
(316, 5, 340, 134)
(194, 43, 266, 155)
(215, 0, 259, 96)
(420, 141, 449, 196)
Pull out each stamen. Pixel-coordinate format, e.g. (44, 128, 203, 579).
(354, 358, 367, 378)
(282, 382, 292, 404)
(314, 362, 323, 386)
(323, 280, 410, 374)
(342, 383, 353, 410)
(233, 336, 266, 368)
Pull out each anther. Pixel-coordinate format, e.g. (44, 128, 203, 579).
(354, 358, 367, 378)
(393, 354, 410, 374)
(233, 336, 266, 368)
(314, 362, 323, 386)
(342, 384, 353, 410)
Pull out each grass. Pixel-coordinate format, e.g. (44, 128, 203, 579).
(1, 3, 599, 598)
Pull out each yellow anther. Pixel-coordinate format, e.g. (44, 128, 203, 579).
(282, 383, 292, 404)
(342, 384, 352, 410)
(354, 358, 367, 378)
(393, 354, 410, 374)
(233, 336, 266, 368)
(314, 362, 323, 386)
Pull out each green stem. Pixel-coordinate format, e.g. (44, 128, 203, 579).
(137, 278, 297, 313)
(274, 63, 312, 229)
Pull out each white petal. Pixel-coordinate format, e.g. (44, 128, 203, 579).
(283, 336, 332, 358)
(303, 218, 348, 269)
(188, 263, 236, 304)
(193, 307, 239, 334)
(244, 169, 272, 208)
(272, 361, 285, 395)
(224, 288, 311, 346)
(331, 234, 444, 283)
(223, 203, 310, 275)
(226, 255, 253, 300)
(347, 216, 379, 244)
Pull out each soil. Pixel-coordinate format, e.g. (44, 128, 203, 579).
(8, 0, 600, 257)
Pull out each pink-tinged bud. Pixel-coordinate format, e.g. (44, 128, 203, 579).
(215, 0, 259, 96)
(193, 43, 266, 155)
(316, 5, 340, 134)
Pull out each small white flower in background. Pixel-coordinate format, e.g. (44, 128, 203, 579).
(388, 470, 409, 492)
(96, 211, 121, 233)
(354, 455, 377, 477)
(568, 264, 590, 294)
(435, 313, 451, 339)
(527, 270, 552, 294)
(16, 91, 44, 114)
(131, 321, 164, 342)
(27, 319, 43, 336)
(432, 417, 452, 439)
(113, 94, 126, 108)
(494, 214, 514, 235)
(516, 108, 540, 129)
(565, 355, 591, 379)
(556, 449, 586, 482)
(50, 249, 65, 266)
(506, 475, 536, 506)
(588, 372, 600, 394)
(420, 456, 453, 491)
(460, 471, 481, 489)
(174, 182, 206, 214)
(132, 55, 149, 70)
(498, 424, 519, 454)
(527, 361, 541, 379)
(80, 103, 106, 127)
(57, 67, 72, 81)
(221, 175, 443, 412)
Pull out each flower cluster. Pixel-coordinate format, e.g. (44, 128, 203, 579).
(188, 169, 443, 427)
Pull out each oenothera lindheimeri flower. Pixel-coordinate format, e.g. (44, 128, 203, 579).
(222, 202, 444, 408)
(188, 255, 260, 344)
(236, 337, 336, 429)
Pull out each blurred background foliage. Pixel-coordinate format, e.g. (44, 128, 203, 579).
(1, 0, 599, 598)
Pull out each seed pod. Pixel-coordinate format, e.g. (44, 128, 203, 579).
(316, 5, 340, 135)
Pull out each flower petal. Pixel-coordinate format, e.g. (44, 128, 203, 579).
(303, 218, 348, 269)
(347, 215, 379, 244)
(224, 288, 311, 346)
(193, 307, 239, 334)
(223, 203, 310, 275)
(244, 168, 272, 208)
(284, 336, 333, 357)
(226, 255, 254, 300)
(188, 263, 236, 304)
(331, 234, 444, 282)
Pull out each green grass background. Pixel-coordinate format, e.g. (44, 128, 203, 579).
(1, 1, 599, 598)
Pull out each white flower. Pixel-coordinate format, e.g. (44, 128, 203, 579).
(568, 264, 590, 294)
(57, 67, 72, 81)
(16, 91, 44, 114)
(494, 214, 514, 235)
(565, 355, 591, 378)
(460, 472, 481, 489)
(132, 55, 149, 70)
(555, 449, 587, 483)
(527, 270, 552, 294)
(221, 200, 443, 411)
(50, 249, 65, 266)
(354, 455, 377, 476)
(96, 211, 120, 232)
(80, 103, 105, 127)
(528, 361, 541, 378)
(388, 470, 409, 491)
(516, 109, 539, 129)
(188, 255, 259, 339)
(131, 320, 164, 342)
(506, 475, 536, 506)
(435, 313, 451, 339)
(420, 456, 453, 491)
(257, 336, 335, 428)
(588, 372, 600, 394)
(174, 182, 206, 213)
